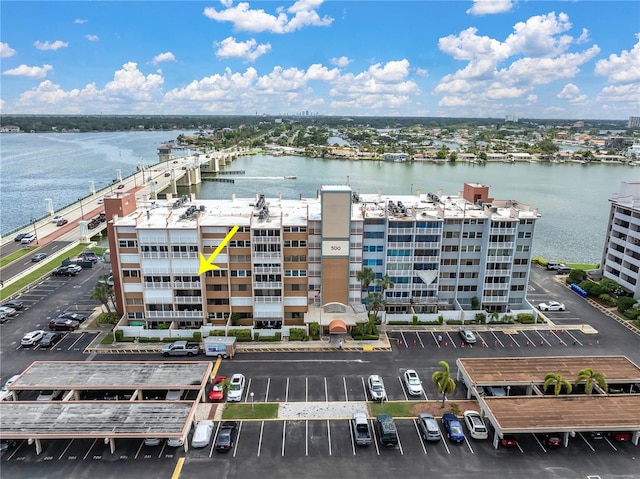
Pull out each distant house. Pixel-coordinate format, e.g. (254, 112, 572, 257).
(0, 125, 20, 133)
(382, 152, 409, 162)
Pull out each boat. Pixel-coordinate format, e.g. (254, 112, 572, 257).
(284, 176, 297, 179)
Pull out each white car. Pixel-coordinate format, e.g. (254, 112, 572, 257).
(166, 437, 184, 447)
(52, 215, 64, 224)
(0, 306, 17, 317)
(403, 369, 423, 396)
(165, 389, 184, 401)
(191, 420, 214, 448)
(66, 264, 82, 274)
(21, 330, 46, 346)
(367, 374, 387, 401)
(463, 410, 488, 440)
(226, 373, 246, 402)
(1, 375, 20, 400)
(20, 233, 37, 244)
(37, 390, 61, 401)
(538, 301, 565, 311)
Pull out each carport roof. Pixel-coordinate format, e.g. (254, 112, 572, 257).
(0, 401, 195, 439)
(10, 361, 212, 391)
(483, 395, 640, 433)
(458, 356, 640, 385)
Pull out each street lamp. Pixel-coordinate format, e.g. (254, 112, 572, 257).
(78, 198, 84, 219)
(31, 218, 39, 245)
(250, 392, 254, 411)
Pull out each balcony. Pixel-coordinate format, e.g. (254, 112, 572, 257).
(252, 236, 282, 244)
(388, 228, 414, 235)
(145, 310, 203, 318)
(252, 252, 282, 260)
(144, 282, 172, 289)
(254, 266, 282, 274)
(253, 282, 283, 289)
(141, 252, 169, 259)
(254, 296, 283, 304)
(174, 296, 203, 304)
(488, 242, 514, 249)
(173, 281, 201, 288)
(171, 251, 199, 259)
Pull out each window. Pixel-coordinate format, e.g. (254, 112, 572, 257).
(206, 284, 228, 291)
(284, 240, 307, 248)
(444, 231, 459, 239)
(229, 254, 252, 262)
(253, 229, 280, 237)
(284, 254, 307, 262)
(517, 231, 532, 239)
(229, 240, 251, 247)
(442, 245, 459, 252)
(284, 226, 307, 233)
(205, 270, 228, 277)
(140, 245, 168, 252)
(207, 298, 230, 305)
(122, 269, 140, 278)
(364, 259, 383, 266)
(172, 245, 198, 252)
(284, 269, 307, 277)
(284, 284, 305, 291)
(462, 231, 483, 239)
(119, 240, 137, 248)
(516, 245, 530, 252)
(363, 245, 384, 252)
(230, 270, 252, 277)
(364, 231, 384, 239)
(230, 284, 250, 291)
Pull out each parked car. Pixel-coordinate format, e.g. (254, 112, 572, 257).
(214, 422, 238, 452)
(1, 375, 20, 398)
(14, 233, 28, 242)
(20, 233, 37, 244)
(403, 369, 423, 396)
(56, 218, 68, 226)
(97, 198, 104, 205)
(143, 438, 161, 446)
(166, 438, 184, 447)
(463, 411, 488, 440)
(459, 327, 477, 344)
(226, 373, 246, 402)
(51, 266, 76, 277)
(58, 312, 87, 323)
(2, 300, 24, 310)
(52, 215, 64, 224)
(165, 389, 184, 401)
(418, 413, 441, 442)
(21, 330, 45, 346)
(37, 390, 62, 401)
(191, 420, 214, 448)
(540, 433, 562, 448)
(556, 266, 571, 274)
(367, 374, 387, 401)
(31, 253, 47, 262)
(483, 386, 507, 397)
(0, 306, 17, 317)
(209, 376, 228, 402)
(442, 413, 465, 443)
(66, 264, 82, 274)
(610, 431, 632, 442)
(375, 414, 398, 447)
(40, 332, 64, 348)
(0, 313, 7, 324)
(546, 262, 566, 270)
(500, 435, 519, 448)
(538, 301, 565, 311)
(48, 318, 80, 331)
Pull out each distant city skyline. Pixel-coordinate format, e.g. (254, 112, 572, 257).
(1, 1, 638, 119)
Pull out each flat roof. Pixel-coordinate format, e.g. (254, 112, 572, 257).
(483, 395, 640, 434)
(9, 361, 212, 391)
(458, 356, 640, 386)
(0, 401, 195, 439)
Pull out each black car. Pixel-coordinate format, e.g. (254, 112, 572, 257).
(2, 300, 24, 310)
(58, 312, 87, 323)
(214, 422, 237, 452)
(51, 266, 76, 277)
(14, 233, 27, 242)
(40, 332, 63, 348)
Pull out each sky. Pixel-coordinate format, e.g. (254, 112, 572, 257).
(0, 0, 639, 119)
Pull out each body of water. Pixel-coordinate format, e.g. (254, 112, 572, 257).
(1, 132, 632, 264)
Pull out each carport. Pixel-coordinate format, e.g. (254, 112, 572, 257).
(0, 360, 213, 453)
(456, 356, 640, 447)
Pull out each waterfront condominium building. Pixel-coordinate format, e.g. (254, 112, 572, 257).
(600, 182, 640, 299)
(105, 182, 540, 330)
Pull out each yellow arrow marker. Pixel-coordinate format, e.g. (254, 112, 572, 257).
(198, 225, 239, 275)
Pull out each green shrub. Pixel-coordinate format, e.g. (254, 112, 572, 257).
(517, 313, 535, 324)
(412, 315, 418, 325)
(309, 322, 320, 340)
(97, 312, 121, 325)
(352, 334, 380, 341)
(623, 307, 640, 320)
(447, 320, 463, 325)
(598, 293, 617, 306)
(387, 320, 410, 325)
(475, 313, 486, 322)
(417, 320, 441, 325)
(228, 329, 252, 342)
(438, 315, 444, 324)
(157, 322, 170, 330)
(209, 329, 226, 336)
(253, 332, 260, 341)
(115, 330, 124, 341)
(193, 331, 202, 342)
(617, 297, 637, 313)
(289, 328, 307, 341)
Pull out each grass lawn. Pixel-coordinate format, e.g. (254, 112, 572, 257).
(222, 403, 279, 420)
(369, 401, 415, 418)
(0, 247, 36, 268)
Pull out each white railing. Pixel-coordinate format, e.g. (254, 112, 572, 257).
(252, 252, 282, 260)
(254, 266, 282, 274)
(252, 236, 281, 244)
(144, 282, 172, 288)
(141, 252, 169, 259)
(173, 281, 201, 288)
(253, 282, 282, 289)
(488, 242, 514, 249)
(174, 296, 203, 304)
(254, 296, 283, 304)
(145, 310, 203, 318)
(171, 252, 198, 259)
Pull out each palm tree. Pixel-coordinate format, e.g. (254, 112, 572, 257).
(90, 277, 114, 313)
(432, 360, 456, 408)
(575, 368, 607, 395)
(543, 373, 573, 396)
(366, 291, 385, 322)
(356, 267, 376, 296)
(376, 273, 394, 294)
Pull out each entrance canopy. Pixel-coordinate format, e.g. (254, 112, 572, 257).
(329, 319, 347, 334)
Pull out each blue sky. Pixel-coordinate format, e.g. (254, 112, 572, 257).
(1, 0, 638, 119)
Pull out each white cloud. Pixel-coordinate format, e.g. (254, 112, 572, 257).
(3, 64, 53, 78)
(215, 37, 271, 62)
(596, 82, 640, 102)
(86, 34, 99, 42)
(415, 67, 428, 77)
(152, 52, 177, 66)
(330, 56, 351, 67)
(1, 42, 17, 58)
(203, 0, 333, 33)
(594, 34, 640, 84)
(34, 40, 69, 51)
(467, 0, 514, 16)
(74, 18, 87, 24)
(557, 83, 587, 103)
(504, 12, 573, 57)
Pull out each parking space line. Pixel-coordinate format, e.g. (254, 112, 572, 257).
(305, 377, 308, 402)
(285, 377, 289, 402)
(535, 330, 553, 346)
(209, 422, 220, 457)
(343, 377, 349, 401)
(157, 441, 167, 459)
(58, 439, 74, 460)
(564, 330, 583, 346)
(490, 331, 505, 348)
(264, 377, 271, 402)
(257, 421, 264, 456)
(233, 421, 243, 457)
(475, 331, 487, 347)
(349, 420, 356, 455)
(305, 421, 309, 456)
(398, 376, 408, 401)
(533, 434, 547, 452)
(464, 436, 475, 454)
(550, 330, 568, 346)
(412, 419, 428, 454)
(604, 436, 618, 451)
(244, 378, 252, 402)
(84, 438, 99, 460)
(431, 331, 441, 348)
(440, 428, 451, 454)
(171, 457, 185, 479)
(445, 332, 457, 349)
(361, 377, 368, 400)
(416, 332, 425, 348)
(507, 334, 520, 348)
(370, 419, 380, 455)
(324, 377, 328, 402)
(327, 420, 332, 456)
(400, 331, 409, 348)
(520, 330, 537, 347)
(578, 433, 596, 452)
(396, 430, 404, 455)
(281, 421, 286, 456)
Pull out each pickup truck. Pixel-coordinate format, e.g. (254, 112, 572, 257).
(161, 341, 201, 357)
(351, 413, 372, 446)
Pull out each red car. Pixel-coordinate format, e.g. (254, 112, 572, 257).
(208, 376, 227, 402)
(117, 184, 125, 189)
(610, 432, 632, 442)
(500, 435, 518, 448)
(540, 433, 562, 448)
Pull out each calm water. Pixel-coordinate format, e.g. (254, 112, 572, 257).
(1, 132, 633, 264)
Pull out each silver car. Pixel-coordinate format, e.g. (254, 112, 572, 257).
(191, 420, 214, 448)
(459, 327, 477, 344)
(418, 413, 441, 441)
